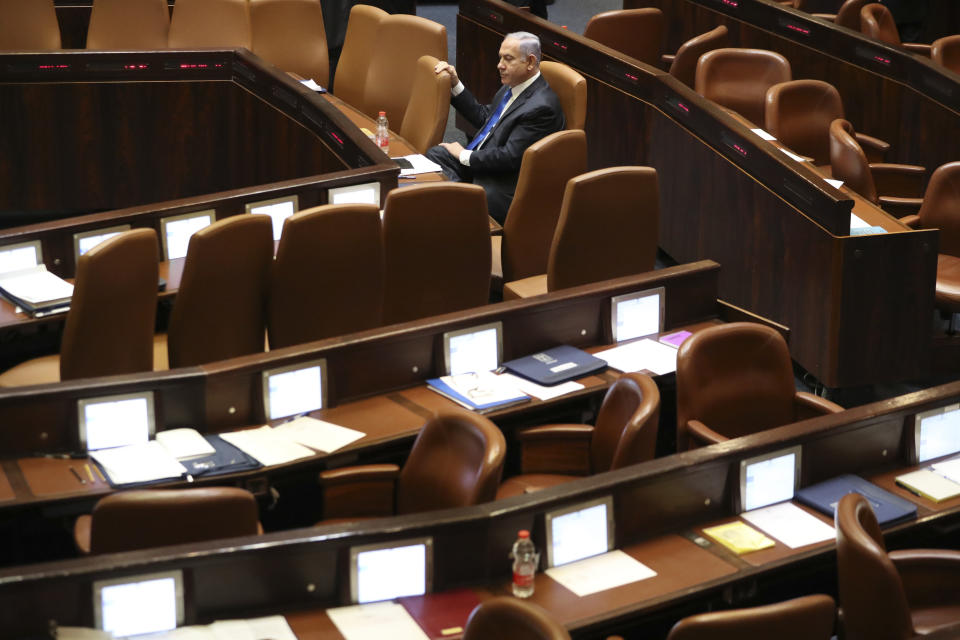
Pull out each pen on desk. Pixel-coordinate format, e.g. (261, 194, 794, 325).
(69, 466, 86, 484)
(92, 464, 106, 483)
(84, 464, 95, 483)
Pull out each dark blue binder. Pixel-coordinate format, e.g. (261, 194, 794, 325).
(503, 345, 607, 386)
(795, 474, 917, 526)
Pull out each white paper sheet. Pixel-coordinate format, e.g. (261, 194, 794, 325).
(327, 602, 430, 640)
(779, 147, 809, 162)
(0, 265, 73, 305)
(825, 178, 844, 189)
(850, 213, 871, 229)
(209, 615, 298, 640)
(91, 441, 187, 485)
(220, 426, 316, 466)
(272, 416, 365, 453)
(393, 154, 443, 176)
(741, 502, 834, 549)
(497, 372, 584, 400)
(896, 469, 960, 501)
(931, 456, 960, 485)
(750, 128, 777, 141)
(594, 338, 678, 375)
(155, 428, 216, 459)
(300, 79, 325, 91)
(545, 550, 657, 597)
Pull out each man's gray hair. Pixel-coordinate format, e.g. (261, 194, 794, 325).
(505, 31, 542, 64)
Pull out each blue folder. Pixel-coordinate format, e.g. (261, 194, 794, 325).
(503, 345, 607, 386)
(795, 474, 917, 526)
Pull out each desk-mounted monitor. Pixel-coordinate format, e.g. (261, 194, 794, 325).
(93, 569, 184, 638)
(262, 359, 327, 421)
(78, 391, 156, 452)
(160, 210, 214, 261)
(73, 225, 131, 265)
(738, 445, 802, 512)
(610, 287, 664, 343)
(913, 403, 960, 464)
(328, 182, 381, 207)
(0, 240, 42, 275)
(246, 195, 299, 241)
(443, 321, 503, 375)
(349, 537, 433, 604)
(544, 495, 614, 568)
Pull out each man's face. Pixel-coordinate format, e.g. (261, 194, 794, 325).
(497, 37, 535, 88)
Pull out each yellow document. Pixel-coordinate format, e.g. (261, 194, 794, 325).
(703, 521, 775, 554)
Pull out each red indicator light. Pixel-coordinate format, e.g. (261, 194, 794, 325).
(677, 102, 690, 113)
(123, 64, 148, 70)
(624, 72, 638, 82)
(873, 55, 891, 64)
(329, 132, 344, 145)
(179, 63, 210, 69)
(37, 64, 69, 70)
(733, 144, 747, 156)
(786, 24, 810, 35)
(722, 0, 738, 6)
(552, 41, 567, 51)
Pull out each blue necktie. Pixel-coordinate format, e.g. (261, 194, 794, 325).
(466, 89, 513, 150)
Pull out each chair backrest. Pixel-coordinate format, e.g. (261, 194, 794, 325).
(399, 55, 451, 154)
(765, 79, 844, 165)
(381, 183, 491, 325)
(463, 597, 571, 640)
(0, 0, 61, 50)
(918, 161, 960, 257)
(333, 4, 387, 108)
(167, 214, 273, 368)
(666, 594, 836, 640)
(829, 118, 878, 204)
(932, 35, 960, 74)
(695, 48, 792, 127)
(835, 493, 914, 640)
(583, 8, 664, 67)
(502, 129, 588, 282)
(539, 61, 587, 130)
(396, 411, 506, 514)
(86, 0, 170, 50)
(834, 0, 872, 30)
(675, 322, 796, 451)
(860, 3, 901, 47)
(268, 204, 383, 349)
(60, 228, 158, 380)
(547, 166, 659, 292)
(668, 25, 729, 89)
(250, 0, 328, 86)
(88, 488, 260, 554)
(168, 0, 251, 49)
(592, 372, 660, 473)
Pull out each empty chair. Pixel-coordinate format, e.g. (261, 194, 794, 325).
(333, 4, 387, 109)
(583, 8, 664, 67)
(381, 183, 491, 325)
(675, 322, 844, 451)
(666, 594, 835, 640)
(835, 492, 960, 639)
(463, 597, 571, 640)
(813, 0, 872, 30)
(318, 410, 506, 520)
(932, 34, 960, 74)
(0, 229, 158, 387)
(398, 55, 451, 154)
(663, 25, 729, 89)
(0, 0, 61, 50)
(497, 373, 660, 499)
(695, 48, 791, 127)
(538, 61, 587, 130)
(74, 488, 262, 554)
(86, 0, 170, 50)
(268, 204, 383, 349)
(860, 4, 932, 55)
(503, 167, 659, 300)
(250, 0, 328, 86)
(168, 0, 251, 49)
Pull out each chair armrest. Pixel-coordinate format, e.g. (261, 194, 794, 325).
(518, 424, 594, 475)
(854, 132, 889, 162)
(878, 196, 924, 217)
(890, 549, 960, 609)
(903, 42, 932, 57)
(318, 464, 400, 519)
(661, 53, 676, 65)
(812, 13, 837, 22)
(794, 391, 844, 419)
(687, 419, 728, 448)
(899, 214, 921, 229)
(870, 163, 927, 198)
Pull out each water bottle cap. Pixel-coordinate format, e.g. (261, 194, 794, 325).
(379, 111, 386, 117)
(518, 530, 530, 538)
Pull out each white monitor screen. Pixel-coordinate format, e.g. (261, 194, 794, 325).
(74, 225, 130, 263)
(246, 196, 299, 241)
(328, 182, 381, 206)
(79, 392, 155, 452)
(161, 211, 214, 261)
(739, 446, 801, 512)
(443, 322, 502, 375)
(610, 288, 664, 342)
(545, 496, 614, 567)
(350, 538, 432, 604)
(263, 360, 326, 420)
(94, 570, 183, 638)
(916, 404, 960, 463)
(0, 241, 41, 274)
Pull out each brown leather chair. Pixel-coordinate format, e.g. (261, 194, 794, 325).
(860, 4, 932, 56)
(503, 167, 659, 300)
(583, 8, 664, 67)
(168, 0, 251, 49)
(86, 0, 169, 50)
(537, 61, 587, 131)
(666, 594, 835, 640)
(462, 597, 571, 640)
(932, 35, 960, 74)
(675, 322, 844, 451)
(0, 0, 61, 50)
(268, 204, 383, 349)
(812, 0, 871, 30)
(157, 214, 273, 369)
(317, 410, 506, 520)
(250, 0, 329, 87)
(695, 48, 792, 127)
(497, 373, 660, 499)
(74, 488, 262, 554)
(663, 25, 729, 89)
(333, 4, 387, 109)
(399, 55, 451, 154)
(835, 492, 960, 639)
(381, 183, 491, 325)
(0, 229, 159, 387)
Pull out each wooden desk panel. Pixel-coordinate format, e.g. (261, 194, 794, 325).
(0, 466, 14, 503)
(18, 458, 109, 499)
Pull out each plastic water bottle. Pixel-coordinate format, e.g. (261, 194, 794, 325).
(375, 111, 390, 155)
(511, 530, 538, 598)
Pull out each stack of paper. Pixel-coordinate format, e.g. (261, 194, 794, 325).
(155, 428, 216, 459)
(544, 550, 657, 597)
(327, 602, 430, 640)
(740, 502, 835, 549)
(59, 615, 298, 640)
(90, 441, 187, 486)
(427, 371, 530, 413)
(392, 154, 443, 176)
(896, 469, 960, 502)
(220, 426, 315, 466)
(272, 416, 365, 453)
(932, 456, 960, 484)
(0, 264, 73, 314)
(595, 338, 678, 375)
(703, 521, 775, 554)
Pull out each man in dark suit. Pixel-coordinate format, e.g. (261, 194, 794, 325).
(425, 32, 565, 223)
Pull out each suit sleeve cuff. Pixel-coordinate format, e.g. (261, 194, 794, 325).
(459, 149, 472, 166)
(451, 81, 465, 96)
